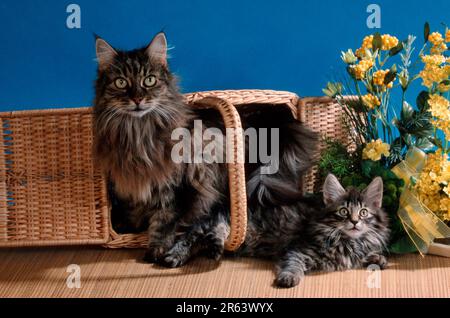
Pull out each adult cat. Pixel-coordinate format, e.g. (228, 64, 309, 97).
(93, 32, 318, 264)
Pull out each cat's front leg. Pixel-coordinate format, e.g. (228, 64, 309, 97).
(203, 214, 229, 261)
(363, 253, 388, 269)
(143, 209, 179, 264)
(275, 249, 313, 288)
(161, 225, 204, 268)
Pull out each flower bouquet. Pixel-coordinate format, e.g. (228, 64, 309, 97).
(321, 23, 450, 255)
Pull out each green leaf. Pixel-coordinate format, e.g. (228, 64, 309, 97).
(372, 32, 382, 51)
(384, 67, 397, 85)
(388, 137, 403, 165)
(322, 82, 343, 98)
(415, 138, 435, 151)
(346, 65, 357, 80)
(416, 91, 430, 112)
(433, 137, 444, 149)
(411, 120, 434, 138)
(403, 134, 413, 147)
(424, 22, 430, 43)
(389, 42, 404, 56)
(389, 236, 418, 254)
(401, 101, 414, 121)
(390, 64, 398, 73)
(361, 160, 377, 178)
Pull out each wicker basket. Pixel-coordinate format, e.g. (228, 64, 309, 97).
(0, 90, 348, 250)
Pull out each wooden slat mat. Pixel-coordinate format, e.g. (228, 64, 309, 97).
(0, 248, 448, 298)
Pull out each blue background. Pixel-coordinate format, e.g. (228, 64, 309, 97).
(0, 0, 448, 110)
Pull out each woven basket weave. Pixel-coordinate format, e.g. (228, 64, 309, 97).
(0, 90, 348, 250)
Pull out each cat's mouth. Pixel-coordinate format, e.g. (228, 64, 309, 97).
(343, 226, 364, 237)
(125, 105, 154, 117)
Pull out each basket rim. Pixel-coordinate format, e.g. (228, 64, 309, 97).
(0, 92, 345, 119)
(0, 107, 93, 118)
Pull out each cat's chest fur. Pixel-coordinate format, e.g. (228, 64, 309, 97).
(95, 114, 185, 204)
(314, 236, 379, 271)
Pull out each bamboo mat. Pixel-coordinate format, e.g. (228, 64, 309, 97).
(0, 248, 448, 298)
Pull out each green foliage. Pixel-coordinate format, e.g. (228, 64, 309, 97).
(318, 139, 356, 180)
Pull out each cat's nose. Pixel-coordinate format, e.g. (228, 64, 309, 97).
(350, 219, 359, 225)
(132, 97, 143, 106)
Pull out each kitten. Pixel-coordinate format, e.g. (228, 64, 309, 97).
(275, 174, 390, 288)
(93, 32, 228, 263)
(163, 175, 389, 289)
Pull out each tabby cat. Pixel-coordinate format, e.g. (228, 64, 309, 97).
(275, 174, 390, 288)
(163, 174, 390, 288)
(93, 32, 229, 262)
(92, 32, 318, 264)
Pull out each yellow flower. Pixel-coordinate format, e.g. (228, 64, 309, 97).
(362, 139, 390, 161)
(373, 69, 394, 88)
(355, 47, 366, 59)
(415, 149, 450, 221)
(428, 32, 448, 55)
(428, 94, 450, 137)
(381, 34, 399, 50)
(431, 42, 448, 55)
(362, 35, 374, 49)
(419, 62, 449, 88)
(428, 94, 450, 121)
(438, 82, 450, 93)
(421, 54, 446, 65)
(429, 32, 444, 46)
(350, 58, 373, 80)
(446, 29, 450, 42)
(362, 94, 381, 109)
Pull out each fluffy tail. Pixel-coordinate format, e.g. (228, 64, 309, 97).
(246, 121, 319, 207)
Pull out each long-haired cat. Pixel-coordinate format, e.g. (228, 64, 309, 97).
(163, 175, 389, 289)
(276, 174, 390, 288)
(92, 32, 318, 264)
(93, 32, 228, 262)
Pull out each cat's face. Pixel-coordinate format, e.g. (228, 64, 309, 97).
(322, 174, 385, 239)
(94, 33, 175, 118)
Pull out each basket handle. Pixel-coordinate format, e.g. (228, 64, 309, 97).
(191, 97, 247, 251)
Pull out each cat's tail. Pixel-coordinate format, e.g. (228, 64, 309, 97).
(246, 169, 305, 206)
(246, 122, 319, 207)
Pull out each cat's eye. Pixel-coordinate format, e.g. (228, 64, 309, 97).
(114, 78, 128, 89)
(143, 75, 157, 88)
(337, 207, 349, 217)
(359, 208, 369, 217)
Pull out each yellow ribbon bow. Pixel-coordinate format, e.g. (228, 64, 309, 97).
(392, 147, 450, 256)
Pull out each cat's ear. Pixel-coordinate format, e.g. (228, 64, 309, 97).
(362, 177, 384, 208)
(323, 174, 346, 205)
(95, 37, 117, 70)
(146, 32, 167, 66)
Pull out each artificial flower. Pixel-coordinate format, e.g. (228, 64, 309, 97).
(362, 94, 381, 109)
(415, 149, 450, 221)
(362, 139, 390, 161)
(373, 69, 394, 88)
(381, 34, 399, 50)
(429, 32, 444, 46)
(350, 58, 373, 80)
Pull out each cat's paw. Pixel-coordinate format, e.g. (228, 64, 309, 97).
(365, 254, 388, 270)
(204, 233, 224, 261)
(275, 272, 302, 288)
(143, 245, 167, 264)
(161, 253, 187, 268)
(160, 244, 190, 268)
